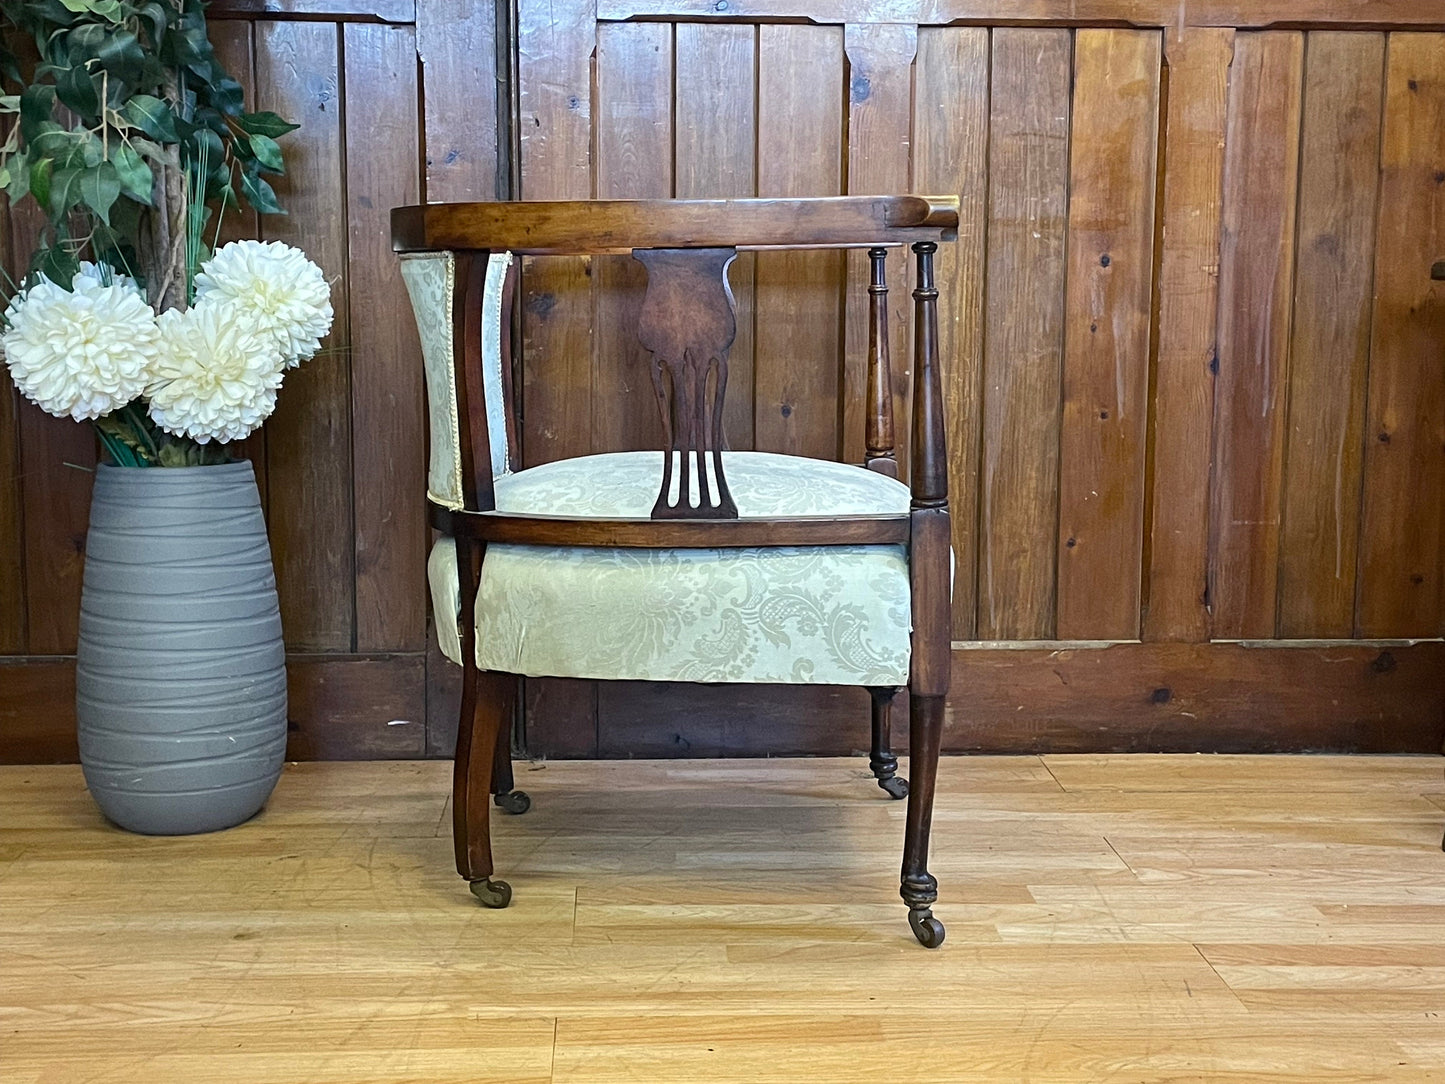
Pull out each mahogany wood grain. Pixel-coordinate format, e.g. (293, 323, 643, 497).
(516, 0, 594, 467)
(283, 655, 427, 759)
(753, 26, 846, 461)
(1209, 30, 1303, 639)
(431, 506, 910, 548)
(1356, 33, 1445, 637)
(256, 20, 355, 651)
(525, 677, 599, 758)
(593, 22, 674, 456)
(842, 24, 916, 474)
(1142, 27, 1233, 643)
(1277, 32, 1385, 638)
(913, 26, 989, 639)
(674, 22, 758, 452)
(863, 248, 899, 478)
(978, 28, 1071, 640)
(347, 21, 426, 652)
(394, 197, 958, 256)
(1056, 29, 1161, 641)
(417, 0, 499, 203)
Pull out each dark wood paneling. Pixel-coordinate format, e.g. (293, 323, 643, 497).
(978, 28, 1072, 639)
(597, 0, 1445, 26)
(285, 655, 428, 759)
(753, 24, 845, 461)
(674, 22, 758, 452)
(0, 213, 25, 654)
(1209, 30, 1304, 638)
(1277, 32, 1385, 638)
(18, 414, 93, 654)
(841, 23, 916, 472)
(945, 640, 1445, 754)
(417, 0, 499, 202)
(1143, 28, 1232, 643)
(525, 678, 599, 758)
(517, 0, 595, 467)
(345, 22, 426, 652)
(210, 0, 414, 19)
(913, 26, 989, 639)
(1357, 32, 1445, 637)
(592, 21, 674, 455)
(0, 658, 77, 763)
(256, 21, 356, 651)
(1057, 28, 1161, 640)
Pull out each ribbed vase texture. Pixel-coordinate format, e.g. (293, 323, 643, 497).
(77, 461, 287, 835)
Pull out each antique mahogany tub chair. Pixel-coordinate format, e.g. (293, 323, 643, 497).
(392, 196, 959, 947)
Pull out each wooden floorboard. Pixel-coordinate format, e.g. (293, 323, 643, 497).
(2, 755, 1444, 1082)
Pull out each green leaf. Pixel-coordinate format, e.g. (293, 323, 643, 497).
(112, 142, 152, 201)
(95, 29, 145, 83)
(138, 2, 168, 47)
(4, 152, 30, 203)
(48, 163, 82, 215)
(56, 65, 100, 118)
(239, 169, 283, 216)
(237, 111, 299, 139)
(247, 133, 283, 173)
(122, 94, 178, 141)
(29, 156, 52, 210)
(79, 161, 121, 223)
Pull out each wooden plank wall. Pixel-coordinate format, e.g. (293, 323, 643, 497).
(2, 0, 1443, 761)
(510, 4, 1445, 758)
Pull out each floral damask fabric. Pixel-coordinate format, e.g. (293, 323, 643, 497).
(429, 451, 913, 685)
(399, 251, 514, 509)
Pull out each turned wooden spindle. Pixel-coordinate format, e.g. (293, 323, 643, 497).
(864, 247, 898, 479)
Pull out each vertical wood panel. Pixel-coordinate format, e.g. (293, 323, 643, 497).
(418, 0, 499, 202)
(1144, 27, 1233, 643)
(346, 23, 425, 652)
(1209, 31, 1303, 639)
(1057, 29, 1161, 640)
(842, 23, 916, 471)
(210, 20, 267, 514)
(675, 23, 757, 452)
(754, 24, 845, 461)
(256, 21, 354, 652)
(517, 0, 594, 467)
(1277, 32, 1385, 638)
(0, 212, 26, 653)
(19, 416, 93, 653)
(1357, 32, 1445, 637)
(592, 21, 673, 455)
(978, 28, 1072, 640)
(914, 26, 989, 640)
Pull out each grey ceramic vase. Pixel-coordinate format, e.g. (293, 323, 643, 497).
(77, 460, 287, 835)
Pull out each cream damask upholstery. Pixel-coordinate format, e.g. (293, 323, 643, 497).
(428, 451, 913, 685)
(399, 251, 514, 508)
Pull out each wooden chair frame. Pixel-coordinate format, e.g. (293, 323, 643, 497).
(392, 196, 960, 947)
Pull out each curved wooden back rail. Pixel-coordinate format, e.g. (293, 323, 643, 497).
(391, 196, 961, 541)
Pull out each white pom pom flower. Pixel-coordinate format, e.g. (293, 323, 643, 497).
(2, 274, 160, 421)
(194, 240, 333, 367)
(146, 302, 287, 444)
(72, 261, 142, 296)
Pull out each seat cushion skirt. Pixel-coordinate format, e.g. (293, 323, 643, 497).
(429, 451, 913, 685)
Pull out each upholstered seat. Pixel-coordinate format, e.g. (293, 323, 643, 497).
(428, 450, 912, 684)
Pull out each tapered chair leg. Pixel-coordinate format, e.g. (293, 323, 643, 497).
(454, 664, 513, 908)
(868, 687, 908, 799)
(490, 676, 531, 815)
(900, 691, 945, 948)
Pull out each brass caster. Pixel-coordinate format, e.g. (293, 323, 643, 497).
(493, 790, 531, 815)
(908, 908, 946, 948)
(878, 775, 909, 800)
(469, 877, 512, 909)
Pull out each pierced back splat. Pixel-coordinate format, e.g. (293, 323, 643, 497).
(633, 247, 740, 519)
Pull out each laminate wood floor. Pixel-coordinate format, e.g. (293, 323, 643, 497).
(2, 755, 1444, 1082)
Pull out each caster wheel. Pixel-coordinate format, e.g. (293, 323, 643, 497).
(878, 775, 909, 800)
(469, 878, 512, 909)
(908, 909, 946, 948)
(493, 790, 531, 815)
